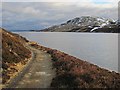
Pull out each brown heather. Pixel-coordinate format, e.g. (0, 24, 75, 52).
(30, 44, 120, 88)
(1, 28, 31, 84)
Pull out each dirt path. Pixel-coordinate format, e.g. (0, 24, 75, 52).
(12, 45, 55, 88)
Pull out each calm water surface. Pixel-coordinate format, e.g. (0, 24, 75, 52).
(16, 32, 118, 72)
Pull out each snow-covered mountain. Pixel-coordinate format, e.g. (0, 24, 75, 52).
(38, 16, 119, 33)
(65, 16, 114, 27)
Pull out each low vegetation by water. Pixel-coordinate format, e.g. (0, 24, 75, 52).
(30, 44, 120, 88)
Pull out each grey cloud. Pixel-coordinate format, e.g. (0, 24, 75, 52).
(2, 2, 118, 30)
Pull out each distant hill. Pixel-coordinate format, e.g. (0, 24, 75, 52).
(1, 28, 31, 84)
(35, 16, 119, 33)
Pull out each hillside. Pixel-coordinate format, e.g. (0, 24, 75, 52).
(1, 28, 31, 84)
(35, 16, 119, 33)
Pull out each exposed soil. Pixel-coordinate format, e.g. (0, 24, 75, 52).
(2, 28, 55, 88)
(11, 44, 55, 88)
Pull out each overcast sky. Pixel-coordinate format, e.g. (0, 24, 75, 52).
(1, 0, 119, 30)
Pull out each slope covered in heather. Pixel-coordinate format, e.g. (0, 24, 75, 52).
(30, 44, 120, 88)
(1, 28, 31, 84)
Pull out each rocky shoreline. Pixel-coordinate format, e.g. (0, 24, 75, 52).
(30, 43, 120, 88)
